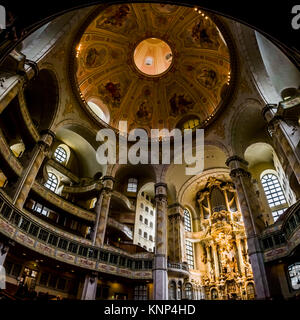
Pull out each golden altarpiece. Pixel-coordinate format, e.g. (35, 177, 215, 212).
(186, 177, 255, 300)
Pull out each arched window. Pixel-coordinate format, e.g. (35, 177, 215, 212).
(138, 229, 142, 236)
(261, 173, 288, 221)
(177, 281, 182, 300)
(90, 197, 97, 209)
(54, 146, 67, 164)
(127, 178, 138, 193)
(169, 281, 176, 300)
(288, 263, 300, 290)
(184, 283, 193, 300)
(184, 209, 194, 269)
(87, 101, 109, 123)
(44, 172, 58, 192)
(182, 118, 200, 130)
(144, 232, 147, 239)
(139, 215, 143, 222)
(150, 222, 153, 228)
(144, 218, 148, 225)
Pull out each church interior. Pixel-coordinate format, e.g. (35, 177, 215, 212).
(0, 2, 299, 301)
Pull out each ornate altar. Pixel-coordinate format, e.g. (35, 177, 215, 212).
(188, 177, 255, 300)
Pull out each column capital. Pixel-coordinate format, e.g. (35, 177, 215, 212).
(40, 129, 56, 140)
(225, 155, 248, 168)
(168, 202, 185, 210)
(38, 130, 55, 151)
(155, 182, 168, 201)
(155, 182, 167, 190)
(102, 175, 115, 183)
(230, 168, 251, 179)
(102, 176, 115, 191)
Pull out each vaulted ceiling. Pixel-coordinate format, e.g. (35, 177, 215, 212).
(74, 3, 232, 132)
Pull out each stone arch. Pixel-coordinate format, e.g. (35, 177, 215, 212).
(23, 68, 59, 132)
(230, 98, 268, 157)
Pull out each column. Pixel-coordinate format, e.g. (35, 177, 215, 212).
(263, 106, 300, 184)
(211, 243, 220, 279)
(153, 182, 168, 300)
(167, 203, 186, 263)
(81, 273, 98, 300)
(13, 130, 55, 209)
(93, 176, 114, 247)
(206, 245, 213, 281)
(236, 237, 245, 275)
(226, 156, 270, 299)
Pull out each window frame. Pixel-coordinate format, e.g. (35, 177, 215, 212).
(44, 172, 59, 192)
(54, 146, 68, 164)
(261, 172, 288, 222)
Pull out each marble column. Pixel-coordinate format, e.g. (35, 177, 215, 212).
(81, 273, 98, 300)
(13, 130, 55, 209)
(93, 176, 114, 247)
(153, 182, 168, 300)
(236, 237, 245, 275)
(211, 243, 220, 279)
(167, 203, 186, 263)
(226, 156, 270, 299)
(206, 245, 213, 281)
(263, 107, 300, 184)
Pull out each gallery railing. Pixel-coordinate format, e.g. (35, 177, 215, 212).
(0, 192, 153, 279)
(260, 200, 300, 262)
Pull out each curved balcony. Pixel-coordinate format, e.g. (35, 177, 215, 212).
(107, 217, 133, 240)
(0, 191, 153, 279)
(0, 128, 23, 177)
(167, 262, 190, 277)
(17, 91, 40, 144)
(32, 182, 95, 222)
(0, 75, 23, 114)
(260, 200, 300, 262)
(62, 181, 101, 197)
(111, 191, 135, 212)
(62, 183, 135, 212)
(47, 159, 80, 184)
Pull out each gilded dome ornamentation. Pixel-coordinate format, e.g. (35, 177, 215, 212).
(74, 3, 233, 131)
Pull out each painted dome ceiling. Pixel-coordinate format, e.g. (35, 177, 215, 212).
(74, 3, 232, 132)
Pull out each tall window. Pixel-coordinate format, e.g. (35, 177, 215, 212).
(54, 146, 67, 163)
(44, 173, 58, 192)
(169, 281, 176, 300)
(185, 283, 193, 300)
(127, 178, 138, 193)
(177, 281, 182, 300)
(184, 209, 194, 269)
(288, 263, 300, 290)
(261, 173, 288, 221)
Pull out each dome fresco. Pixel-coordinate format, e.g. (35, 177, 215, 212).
(75, 3, 232, 131)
